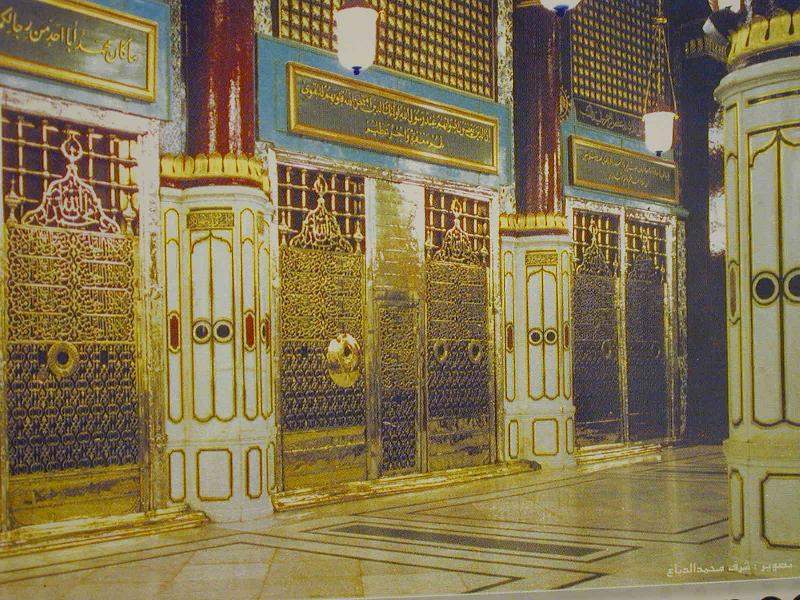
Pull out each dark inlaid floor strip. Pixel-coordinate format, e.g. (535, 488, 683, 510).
(328, 523, 602, 558)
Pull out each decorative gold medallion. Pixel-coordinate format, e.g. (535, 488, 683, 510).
(47, 341, 79, 379)
(326, 333, 362, 388)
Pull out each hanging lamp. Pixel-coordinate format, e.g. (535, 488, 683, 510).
(334, 0, 379, 76)
(540, 0, 583, 17)
(642, 0, 678, 157)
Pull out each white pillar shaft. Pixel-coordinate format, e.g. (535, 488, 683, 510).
(501, 233, 576, 467)
(717, 55, 800, 561)
(161, 185, 277, 522)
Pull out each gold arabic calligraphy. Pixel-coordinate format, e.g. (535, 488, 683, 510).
(0, 5, 139, 65)
(299, 79, 491, 153)
(577, 101, 641, 137)
(583, 149, 671, 191)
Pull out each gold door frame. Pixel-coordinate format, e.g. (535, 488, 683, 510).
(0, 89, 167, 532)
(272, 150, 501, 491)
(567, 196, 686, 446)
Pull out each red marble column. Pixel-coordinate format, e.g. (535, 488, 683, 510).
(184, 0, 256, 157)
(513, 5, 563, 215)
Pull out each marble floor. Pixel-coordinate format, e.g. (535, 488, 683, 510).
(1, 445, 796, 599)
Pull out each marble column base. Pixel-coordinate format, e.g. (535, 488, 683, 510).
(724, 438, 800, 566)
(505, 405, 576, 468)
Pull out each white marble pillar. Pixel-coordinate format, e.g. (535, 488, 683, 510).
(159, 166, 277, 521)
(500, 214, 576, 468)
(717, 55, 800, 563)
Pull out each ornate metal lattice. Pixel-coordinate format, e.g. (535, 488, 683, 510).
(2, 111, 141, 475)
(625, 219, 668, 441)
(572, 211, 622, 446)
(425, 189, 492, 470)
(277, 164, 367, 489)
(377, 304, 418, 475)
(625, 219, 667, 273)
(274, 0, 497, 98)
(278, 165, 365, 253)
(573, 211, 620, 272)
(570, 0, 669, 135)
(425, 189, 490, 267)
(278, 248, 366, 431)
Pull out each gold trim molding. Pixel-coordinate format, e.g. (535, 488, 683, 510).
(272, 461, 535, 511)
(160, 153, 270, 192)
(729, 10, 800, 66)
(499, 212, 568, 236)
(0, 505, 207, 558)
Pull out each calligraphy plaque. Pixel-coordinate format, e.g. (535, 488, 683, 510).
(575, 99, 644, 139)
(0, 0, 157, 101)
(569, 137, 677, 204)
(287, 63, 499, 174)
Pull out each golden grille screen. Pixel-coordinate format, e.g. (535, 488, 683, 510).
(626, 219, 667, 272)
(425, 189, 490, 267)
(571, 0, 665, 117)
(274, 0, 497, 99)
(277, 164, 366, 253)
(573, 210, 620, 272)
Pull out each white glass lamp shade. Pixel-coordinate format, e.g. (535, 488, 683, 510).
(335, 1, 378, 76)
(710, 0, 742, 11)
(540, 0, 583, 16)
(643, 111, 677, 156)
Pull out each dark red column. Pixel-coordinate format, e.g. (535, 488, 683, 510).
(184, 0, 256, 157)
(513, 6, 563, 214)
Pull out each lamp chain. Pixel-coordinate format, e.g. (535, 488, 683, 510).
(642, 0, 676, 115)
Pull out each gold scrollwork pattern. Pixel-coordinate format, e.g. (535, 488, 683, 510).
(377, 304, 419, 475)
(425, 189, 493, 471)
(571, 209, 678, 445)
(277, 164, 368, 490)
(572, 212, 621, 445)
(624, 220, 669, 441)
(3, 111, 142, 514)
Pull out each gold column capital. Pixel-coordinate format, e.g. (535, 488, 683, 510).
(729, 10, 800, 66)
(160, 152, 270, 192)
(499, 212, 568, 236)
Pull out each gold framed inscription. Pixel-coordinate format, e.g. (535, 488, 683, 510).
(287, 62, 500, 174)
(0, 0, 158, 101)
(569, 137, 678, 204)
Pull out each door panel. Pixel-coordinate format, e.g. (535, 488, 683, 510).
(625, 250, 669, 441)
(3, 111, 143, 526)
(277, 167, 368, 491)
(376, 303, 419, 476)
(424, 191, 494, 471)
(572, 212, 623, 446)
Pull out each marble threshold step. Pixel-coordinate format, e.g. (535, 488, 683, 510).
(576, 442, 663, 468)
(272, 461, 539, 512)
(0, 505, 208, 558)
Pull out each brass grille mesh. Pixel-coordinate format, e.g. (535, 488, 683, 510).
(571, 0, 666, 117)
(572, 210, 619, 272)
(625, 219, 667, 273)
(277, 164, 366, 253)
(2, 111, 138, 229)
(424, 190, 490, 267)
(2, 111, 141, 475)
(274, 0, 497, 98)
